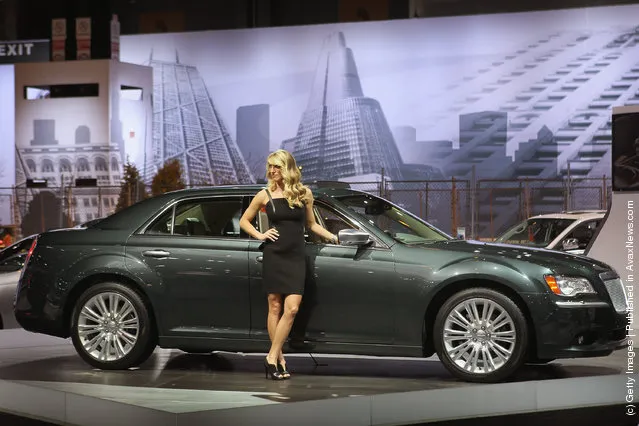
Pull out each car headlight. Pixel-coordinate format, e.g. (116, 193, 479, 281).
(544, 275, 595, 296)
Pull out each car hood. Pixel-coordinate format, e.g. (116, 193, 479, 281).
(430, 239, 613, 274)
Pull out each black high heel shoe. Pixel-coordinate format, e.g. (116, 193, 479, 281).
(264, 359, 284, 380)
(278, 362, 291, 379)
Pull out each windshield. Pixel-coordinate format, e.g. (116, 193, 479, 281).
(496, 218, 574, 247)
(334, 194, 451, 244)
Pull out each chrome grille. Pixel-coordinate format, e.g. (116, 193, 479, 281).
(603, 278, 628, 314)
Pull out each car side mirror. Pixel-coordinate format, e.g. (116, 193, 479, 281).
(562, 237, 579, 251)
(338, 229, 371, 246)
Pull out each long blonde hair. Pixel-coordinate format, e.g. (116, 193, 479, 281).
(266, 149, 308, 208)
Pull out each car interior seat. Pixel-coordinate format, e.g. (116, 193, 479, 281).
(572, 226, 594, 248)
(222, 218, 240, 237)
(185, 218, 207, 236)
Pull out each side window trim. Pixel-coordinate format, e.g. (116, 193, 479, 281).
(169, 204, 176, 235)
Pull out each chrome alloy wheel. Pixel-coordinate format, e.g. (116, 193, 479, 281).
(77, 292, 140, 362)
(442, 298, 517, 374)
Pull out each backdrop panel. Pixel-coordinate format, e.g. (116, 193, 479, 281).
(2, 4, 639, 236)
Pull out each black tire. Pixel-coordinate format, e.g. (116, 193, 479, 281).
(70, 282, 157, 370)
(433, 287, 528, 383)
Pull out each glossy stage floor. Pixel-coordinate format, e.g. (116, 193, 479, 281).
(0, 329, 635, 426)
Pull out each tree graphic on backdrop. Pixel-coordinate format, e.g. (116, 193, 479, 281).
(151, 158, 186, 196)
(115, 159, 148, 212)
(21, 191, 69, 236)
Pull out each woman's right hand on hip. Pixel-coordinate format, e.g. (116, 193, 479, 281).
(260, 228, 279, 241)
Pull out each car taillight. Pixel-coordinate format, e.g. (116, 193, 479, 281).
(24, 237, 38, 267)
(17, 237, 38, 296)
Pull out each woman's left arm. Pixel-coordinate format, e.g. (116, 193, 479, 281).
(304, 191, 339, 244)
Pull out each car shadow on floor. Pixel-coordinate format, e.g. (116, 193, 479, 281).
(0, 349, 622, 389)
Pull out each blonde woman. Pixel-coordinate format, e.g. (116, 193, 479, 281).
(239, 149, 337, 380)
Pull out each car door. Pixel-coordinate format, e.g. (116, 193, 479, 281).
(248, 199, 396, 344)
(125, 195, 250, 338)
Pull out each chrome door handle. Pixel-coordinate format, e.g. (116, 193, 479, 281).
(256, 256, 263, 263)
(142, 250, 170, 258)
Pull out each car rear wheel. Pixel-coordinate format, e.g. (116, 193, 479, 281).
(433, 288, 528, 383)
(70, 282, 157, 370)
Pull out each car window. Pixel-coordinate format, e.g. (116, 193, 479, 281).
(561, 220, 600, 250)
(255, 208, 270, 234)
(311, 202, 369, 245)
(145, 197, 244, 238)
(496, 218, 574, 247)
(335, 194, 449, 244)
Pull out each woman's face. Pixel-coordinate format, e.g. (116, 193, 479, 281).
(268, 162, 283, 182)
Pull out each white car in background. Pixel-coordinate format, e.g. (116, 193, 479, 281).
(495, 210, 606, 255)
(0, 235, 36, 329)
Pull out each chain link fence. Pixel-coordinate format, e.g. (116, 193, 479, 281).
(383, 179, 471, 237)
(473, 176, 610, 240)
(3, 176, 612, 242)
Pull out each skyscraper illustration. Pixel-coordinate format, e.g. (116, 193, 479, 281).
(285, 32, 404, 181)
(236, 104, 270, 182)
(147, 53, 254, 185)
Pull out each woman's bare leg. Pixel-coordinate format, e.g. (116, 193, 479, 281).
(267, 294, 301, 368)
(267, 293, 283, 348)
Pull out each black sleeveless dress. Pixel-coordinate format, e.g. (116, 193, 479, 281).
(262, 193, 307, 295)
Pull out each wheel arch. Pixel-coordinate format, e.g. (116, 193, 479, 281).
(422, 278, 538, 360)
(63, 272, 159, 339)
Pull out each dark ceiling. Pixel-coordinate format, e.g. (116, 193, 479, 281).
(1, 0, 638, 41)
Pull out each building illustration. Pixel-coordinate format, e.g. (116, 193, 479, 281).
(236, 104, 270, 183)
(14, 118, 123, 226)
(147, 53, 255, 185)
(284, 32, 405, 182)
(403, 27, 639, 235)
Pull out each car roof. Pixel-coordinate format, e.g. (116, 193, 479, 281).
(160, 184, 363, 199)
(527, 210, 606, 220)
(91, 183, 368, 231)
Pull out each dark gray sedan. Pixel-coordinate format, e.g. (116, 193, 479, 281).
(14, 184, 628, 383)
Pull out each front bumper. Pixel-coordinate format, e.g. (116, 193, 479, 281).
(531, 296, 629, 359)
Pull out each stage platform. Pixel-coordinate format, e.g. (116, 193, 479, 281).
(0, 329, 634, 425)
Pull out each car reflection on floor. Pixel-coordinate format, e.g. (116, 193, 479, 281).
(0, 329, 624, 403)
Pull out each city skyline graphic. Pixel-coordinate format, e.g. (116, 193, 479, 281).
(121, 13, 639, 235)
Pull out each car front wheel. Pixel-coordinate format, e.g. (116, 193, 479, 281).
(71, 282, 157, 370)
(433, 288, 528, 383)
